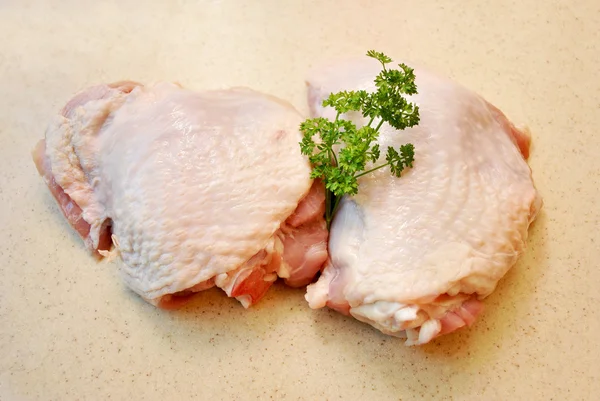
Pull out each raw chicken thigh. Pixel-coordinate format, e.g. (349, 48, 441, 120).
(33, 82, 328, 308)
(305, 58, 541, 345)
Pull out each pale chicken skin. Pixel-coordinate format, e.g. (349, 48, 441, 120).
(33, 82, 328, 308)
(305, 58, 542, 345)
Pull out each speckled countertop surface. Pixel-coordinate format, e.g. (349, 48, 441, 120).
(1, 1, 598, 400)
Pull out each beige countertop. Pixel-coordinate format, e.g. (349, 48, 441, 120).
(1, 1, 598, 400)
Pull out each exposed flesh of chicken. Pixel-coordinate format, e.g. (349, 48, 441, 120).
(305, 58, 542, 345)
(33, 82, 328, 308)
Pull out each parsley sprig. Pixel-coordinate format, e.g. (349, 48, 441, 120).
(300, 50, 420, 228)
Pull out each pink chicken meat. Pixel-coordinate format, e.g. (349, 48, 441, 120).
(305, 58, 541, 345)
(33, 82, 328, 308)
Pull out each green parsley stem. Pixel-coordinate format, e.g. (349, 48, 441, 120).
(324, 183, 332, 226)
(354, 162, 390, 178)
(329, 148, 338, 167)
(329, 195, 342, 228)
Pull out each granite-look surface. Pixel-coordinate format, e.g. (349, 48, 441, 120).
(1, 1, 598, 400)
